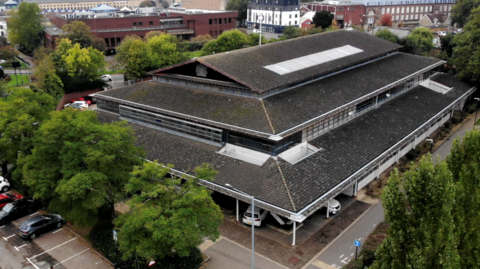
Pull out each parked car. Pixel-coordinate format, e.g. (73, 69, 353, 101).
(243, 205, 268, 227)
(68, 102, 88, 110)
(100, 74, 112, 82)
(0, 193, 24, 209)
(19, 214, 64, 239)
(321, 198, 341, 215)
(0, 176, 10, 193)
(437, 31, 447, 37)
(0, 199, 37, 225)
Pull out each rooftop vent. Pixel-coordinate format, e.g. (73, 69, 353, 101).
(217, 144, 271, 166)
(278, 142, 320, 164)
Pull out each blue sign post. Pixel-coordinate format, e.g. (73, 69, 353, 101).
(354, 240, 361, 260)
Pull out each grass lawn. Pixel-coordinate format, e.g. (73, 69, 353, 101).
(7, 75, 30, 87)
(183, 51, 203, 59)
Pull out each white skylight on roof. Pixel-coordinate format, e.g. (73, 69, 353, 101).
(217, 144, 271, 166)
(263, 45, 364, 75)
(278, 142, 320, 164)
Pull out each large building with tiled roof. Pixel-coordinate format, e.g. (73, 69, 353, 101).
(94, 29, 476, 245)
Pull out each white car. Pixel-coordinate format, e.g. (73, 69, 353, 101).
(243, 205, 268, 227)
(0, 176, 10, 193)
(322, 198, 341, 215)
(437, 31, 447, 37)
(100, 74, 112, 82)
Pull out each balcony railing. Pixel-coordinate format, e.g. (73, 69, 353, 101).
(94, 24, 186, 33)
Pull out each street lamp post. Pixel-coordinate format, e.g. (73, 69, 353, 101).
(474, 97, 480, 125)
(225, 183, 254, 269)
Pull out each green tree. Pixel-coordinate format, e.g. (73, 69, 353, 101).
(147, 33, 187, 69)
(139, 0, 153, 7)
(20, 110, 145, 226)
(0, 88, 56, 177)
(35, 53, 64, 100)
(201, 30, 249, 56)
(114, 161, 222, 261)
(404, 27, 434, 56)
(59, 21, 94, 49)
(226, 0, 248, 23)
(7, 3, 44, 52)
(451, 0, 480, 27)
(440, 33, 455, 58)
(371, 155, 460, 269)
(281, 26, 300, 40)
(446, 130, 480, 268)
(52, 38, 106, 82)
(375, 29, 399, 43)
(451, 7, 480, 84)
(248, 33, 267, 46)
(312, 10, 334, 29)
(115, 35, 154, 79)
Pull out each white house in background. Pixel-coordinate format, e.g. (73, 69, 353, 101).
(246, 0, 301, 34)
(0, 20, 7, 37)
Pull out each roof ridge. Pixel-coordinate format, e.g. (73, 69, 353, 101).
(275, 159, 297, 211)
(260, 99, 276, 134)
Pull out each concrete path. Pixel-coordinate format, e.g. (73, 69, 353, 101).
(202, 237, 288, 269)
(303, 201, 384, 269)
(433, 114, 476, 162)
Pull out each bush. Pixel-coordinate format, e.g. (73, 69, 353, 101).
(361, 249, 376, 267)
(406, 148, 420, 160)
(155, 247, 203, 269)
(467, 103, 477, 114)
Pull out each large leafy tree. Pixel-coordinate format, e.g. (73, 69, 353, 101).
(7, 3, 44, 52)
(114, 161, 222, 261)
(0, 89, 56, 177)
(379, 14, 393, 26)
(226, 0, 248, 23)
(146, 33, 187, 69)
(201, 30, 250, 56)
(312, 10, 334, 29)
(34, 52, 64, 100)
(20, 110, 145, 226)
(115, 35, 154, 79)
(375, 29, 398, 43)
(451, 7, 480, 84)
(371, 155, 460, 269)
(58, 21, 105, 52)
(451, 0, 480, 27)
(281, 26, 300, 40)
(404, 27, 434, 56)
(446, 130, 480, 268)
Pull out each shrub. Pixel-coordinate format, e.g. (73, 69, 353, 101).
(467, 103, 477, 114)
(361, 249, 376, 267)
(154, 247, 204, 269)
(406, 148, 420, 160)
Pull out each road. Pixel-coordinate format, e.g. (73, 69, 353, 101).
(202, 237, 288, 269)
(302, 115, 477, 269)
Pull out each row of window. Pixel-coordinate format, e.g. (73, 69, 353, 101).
(367, 0, 455, 6)
(303, 108, 356, 141)
(381, 4, 451, 14)
(337, 6, 363, 11)
(208, 18, 233, 25)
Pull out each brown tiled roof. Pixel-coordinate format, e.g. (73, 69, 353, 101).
(426, 14, 449, 23)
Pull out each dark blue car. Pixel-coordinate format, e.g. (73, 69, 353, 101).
(19, 214, 64, 239)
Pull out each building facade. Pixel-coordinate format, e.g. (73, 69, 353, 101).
(304, 1, 365, 27)
(23, 0, 138, 10)
(94, 30, 475, 245)
(246, 0, 301, 33)
(181, 0, 230, 11)
(45, 8, 238, 52)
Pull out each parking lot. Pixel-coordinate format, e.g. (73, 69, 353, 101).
(0, 193, 112, 269)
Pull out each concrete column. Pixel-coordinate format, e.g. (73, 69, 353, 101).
(236, 199, 239, 222)
(292, 221, 297, 246)
(326, 201, 330, 219)
(354, 179, 358, 197)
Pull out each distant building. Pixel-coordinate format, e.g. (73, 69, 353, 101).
(304, 1, 365, 27)
(23, 0, 134, 10)
(4, 0, 18, 10)
(0, 20, 7, 37)
(419, 13, 452, 27)
(300, 10, 314, 28)
(44, 8, 238, 52)
(181, 0, 230, 11)
(247, 0, 301, 34)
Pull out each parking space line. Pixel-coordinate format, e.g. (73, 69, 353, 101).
(3, 234, 15, 241)
(29, 212, 39, 216)
(29, 238, 77, 259)
(52, 228, 62, 234)
(26, 257, 40, 269)
(14, 244, 27, 251)
(52, 248, 90, 267)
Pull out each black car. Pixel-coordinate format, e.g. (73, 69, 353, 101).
(19, 214, 64, 239)
(0, 199, 37, 226)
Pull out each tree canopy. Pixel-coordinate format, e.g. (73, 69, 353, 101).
(0, 88, 56, 177)
(451, 7, 480, 84)
(404, 27, 434, 56)
(58, 21, 106, 52)
(7, 3, 44, 52)
(451, 0, 480, 27)
(20, 110, 145, 226)
(226, 0, 248, 23)
(379, 14, 393, 26)
(114, 161, 222, 261)
(371, 155, 460, 269)
(201, 30, 249, 56)
(34, 52, 64, 100)
(312, 10, 334, 29)
(375, 29, 398, 43)
(139, 0, 153, 7)
(281, 26, 300, 40)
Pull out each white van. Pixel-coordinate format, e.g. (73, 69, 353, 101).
(243, 205, 268, 227)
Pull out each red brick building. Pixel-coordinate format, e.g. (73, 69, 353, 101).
(365, 3, 454, 26)
(304, 2, 365, 27)
(44, 9, 238, 52)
